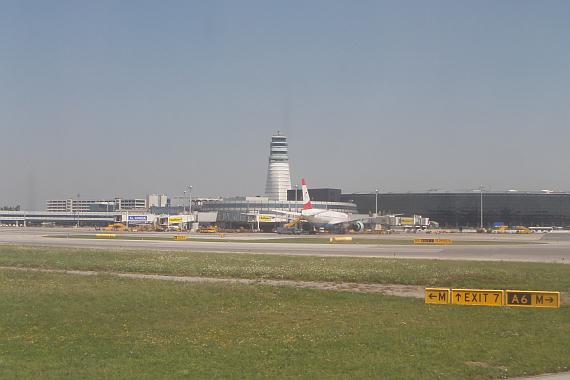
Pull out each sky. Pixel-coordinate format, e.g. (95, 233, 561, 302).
(1, 1, 569, 210)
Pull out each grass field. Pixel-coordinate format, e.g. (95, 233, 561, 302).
(0, 245, 567, 291)
(1, 245, 569, 379)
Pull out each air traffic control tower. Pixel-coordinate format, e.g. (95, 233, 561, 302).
(264, 131, 292, 201)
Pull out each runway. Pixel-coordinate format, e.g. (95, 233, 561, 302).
(1, 227, 568, 263)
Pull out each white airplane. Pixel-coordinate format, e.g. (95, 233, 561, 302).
(277, 179, 368, 233)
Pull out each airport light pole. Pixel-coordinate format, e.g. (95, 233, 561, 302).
(76, 194, 80, 228)
(375, 189, 378, 216)
(479, 184, 484, 229)
(295, 184, 299, 213)
(188, 186, 192, 214)
(188, 185, 192, 230)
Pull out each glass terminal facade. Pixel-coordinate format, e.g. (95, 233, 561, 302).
(342, 192, 570, 229)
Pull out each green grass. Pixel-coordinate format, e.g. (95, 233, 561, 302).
(1, 270, 569, 380)
(1, 245, 569, 379)
(0, 245, 568, 292)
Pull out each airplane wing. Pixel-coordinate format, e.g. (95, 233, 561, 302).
(272, 210, 301, 217)
(273, 209, 329, 217)
(346, 215, 376, 223)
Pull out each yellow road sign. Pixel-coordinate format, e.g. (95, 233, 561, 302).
(452, 289, 504, 306)
(173, 235, 186, 240)
(414, 239, 452, 244)
(425, 288, 451, 304)
(506, 290, 560, 308)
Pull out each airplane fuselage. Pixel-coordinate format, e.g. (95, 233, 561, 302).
(301, 209, 350, 227)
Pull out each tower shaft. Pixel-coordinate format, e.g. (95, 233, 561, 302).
(265, 131, 291, 201)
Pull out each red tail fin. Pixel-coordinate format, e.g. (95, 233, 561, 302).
(302, 179, 312, 210)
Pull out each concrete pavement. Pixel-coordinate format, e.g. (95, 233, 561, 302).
(515, 373, 570, 380)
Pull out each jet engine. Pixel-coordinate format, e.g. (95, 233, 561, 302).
(351, 221, 364, 232)
(301, 222, 312, 232)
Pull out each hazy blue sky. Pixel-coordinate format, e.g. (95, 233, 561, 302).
(2, 1, 569, 210)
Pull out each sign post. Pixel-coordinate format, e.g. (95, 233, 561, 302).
(414, 239, 452, 244)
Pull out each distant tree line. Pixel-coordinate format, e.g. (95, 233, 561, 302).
(1, 205, 20, 211)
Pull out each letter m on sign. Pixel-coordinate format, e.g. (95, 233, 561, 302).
(425, 288, 451, 304)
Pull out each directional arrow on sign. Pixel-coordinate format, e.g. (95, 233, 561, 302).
(425, 288, 450, 304)
(506, 290, 560, 308)
(451, 289, 504, 306)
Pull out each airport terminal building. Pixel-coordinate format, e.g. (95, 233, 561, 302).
(3, 190, 570, 230)
(340, 191, 570, 229)
(196, 189, 570, 230)
(197, 196, 358, 231)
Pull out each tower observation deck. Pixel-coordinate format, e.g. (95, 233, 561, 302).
(265, 131, 292, 201)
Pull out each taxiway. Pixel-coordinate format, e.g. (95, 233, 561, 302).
(0, 227, 568, 264)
